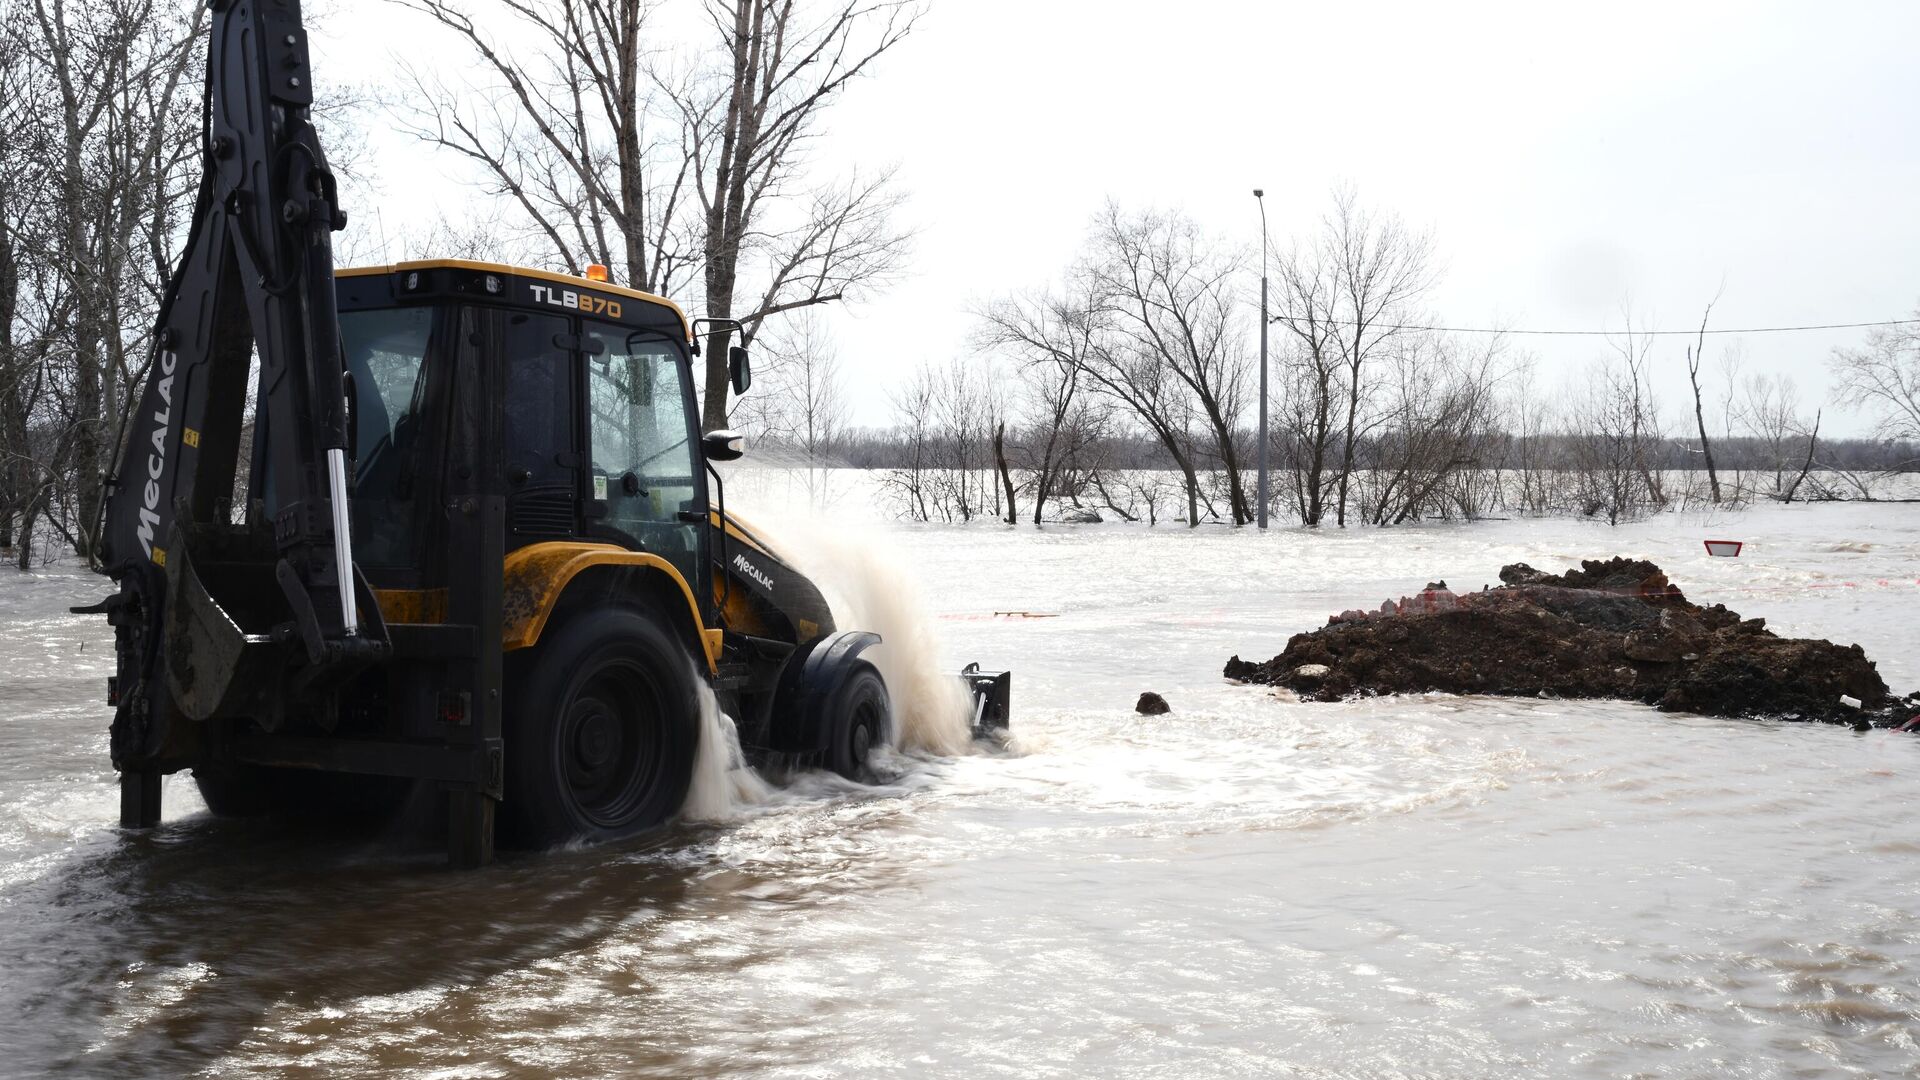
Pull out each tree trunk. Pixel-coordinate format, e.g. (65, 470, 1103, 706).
(1180, 458, 1200, 527)
(1689, 368, 1721, 504)
(699, 318, 736, 432)
(1783, 410, 1821, 503)
(993, 421, 1017, 525)
(1197, 398, 1249, 524)
(1300, 370, 1333, 525)
(15, 486, 44, 569)
(1335, 370, 1361, 528)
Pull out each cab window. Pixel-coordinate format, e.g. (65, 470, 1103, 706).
(583, 322, 701, 585)
(341, 305, 433, 567)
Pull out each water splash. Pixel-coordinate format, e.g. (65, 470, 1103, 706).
(679, 678, 772, 823)
(739, 514, 974, 756)
(812, 539, 974, 756)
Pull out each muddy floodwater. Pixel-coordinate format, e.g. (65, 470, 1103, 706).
(3, 490, 1918, 1077)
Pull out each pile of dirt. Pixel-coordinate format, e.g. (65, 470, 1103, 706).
(1224, 557, 1918, 726)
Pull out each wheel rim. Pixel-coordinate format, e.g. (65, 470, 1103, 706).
(555, 660, 666, 829)
(848, 694, 883, 767)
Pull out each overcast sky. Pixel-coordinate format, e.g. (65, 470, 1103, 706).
(320, 0, 1920, 435)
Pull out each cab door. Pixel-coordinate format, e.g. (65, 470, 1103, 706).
(503, 311, 579, 542)
(581, 320, 706, 594)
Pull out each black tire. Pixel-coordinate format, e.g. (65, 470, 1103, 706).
(501, 607, 699, 847)
(822, 661, 891, 780)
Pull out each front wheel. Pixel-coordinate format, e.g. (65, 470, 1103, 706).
(502, 608, 699, 847)
(823, 661, 891, 780)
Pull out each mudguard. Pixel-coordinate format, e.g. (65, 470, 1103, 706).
(767, 631, 882, 754)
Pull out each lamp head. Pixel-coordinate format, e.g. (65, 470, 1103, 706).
(1253, 188, 1264, 198)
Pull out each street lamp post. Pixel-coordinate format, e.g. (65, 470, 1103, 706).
(1254, 189, 1269, 529)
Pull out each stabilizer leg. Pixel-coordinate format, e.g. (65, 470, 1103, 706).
(119, 768, 162, 829)
(447, 789, 496, 869)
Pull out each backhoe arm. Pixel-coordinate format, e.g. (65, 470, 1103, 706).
(90, 0, 373, 786)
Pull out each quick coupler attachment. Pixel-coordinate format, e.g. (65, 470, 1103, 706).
(960, 663, 1011, 735)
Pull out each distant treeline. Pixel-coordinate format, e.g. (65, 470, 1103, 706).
(757, 426, 1917, 528)
(828, 430, 1916, 475)
(738, 192, 1920, 528)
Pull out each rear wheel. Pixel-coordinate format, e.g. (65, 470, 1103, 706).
(823, 661, 891, 780)
(502, 607, 698, 847)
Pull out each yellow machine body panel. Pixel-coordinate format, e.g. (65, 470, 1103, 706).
(369, 543, 721, 670)
(335, 258, 692, 340)
(500, 542, 719, 669)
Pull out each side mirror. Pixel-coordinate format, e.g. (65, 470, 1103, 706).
(728, 345, 751, 395)
(702, 428, 746, 462)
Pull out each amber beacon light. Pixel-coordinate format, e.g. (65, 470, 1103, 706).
(585, 264, 610, 283)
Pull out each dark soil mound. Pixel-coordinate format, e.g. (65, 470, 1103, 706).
(1224, 557, 1917, 726)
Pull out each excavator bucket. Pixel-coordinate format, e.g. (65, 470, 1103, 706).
(162, 530, 388, 725)
(165, 537, 286, 723)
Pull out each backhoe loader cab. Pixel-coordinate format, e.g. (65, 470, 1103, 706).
(79, 0, 1005, 867)
(333, 260, 711, 588)
(91, 256, 1008, 865)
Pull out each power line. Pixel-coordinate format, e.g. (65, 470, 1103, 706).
(1266, 315, 1920, 337)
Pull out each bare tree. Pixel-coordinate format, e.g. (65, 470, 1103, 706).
(1787, 408, 1823, 504)
(879, 360, 934, 521)
(929, 355, 992, 521)
(1324, 189, 1435, 526)
(1713, 340, 1749, 502)
(1608, 309, 1666, 508)
(1272, 187, 1435, 526)
(392, 0, 698, 294)
(739, 306, 845, 502)
(1684, 297, 1723, 503)
(755, 309, 846, 449)
(1356, 334, 1505, 525)
(990, 417, 1015, 524)
(974, 287, 1098, 525)
(1504, 353, 1561, 515)
(879, 355, 997, 522)
(1271, 332, 1341, 525)
(1735, 372, 1823, 501)
(663, 0, 921, 430)
(1, 0, 207, 565)
(1084, 203, 1251, 524)
(1073, 294, 1204, 525)
(0, 8, 34, 557)
(1830, 304, 1920, 441)
(976, 266, 1211, 525)
(395, 0, 918, 429)
(1566, 317, 1666, 526)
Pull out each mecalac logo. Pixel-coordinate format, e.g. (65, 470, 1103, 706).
(527, 283, 622, 319)
(136, 347, 180, 560)
(731, 552, 774, 595)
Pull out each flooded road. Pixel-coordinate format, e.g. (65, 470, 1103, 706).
(3, 497, 1918, 1077)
